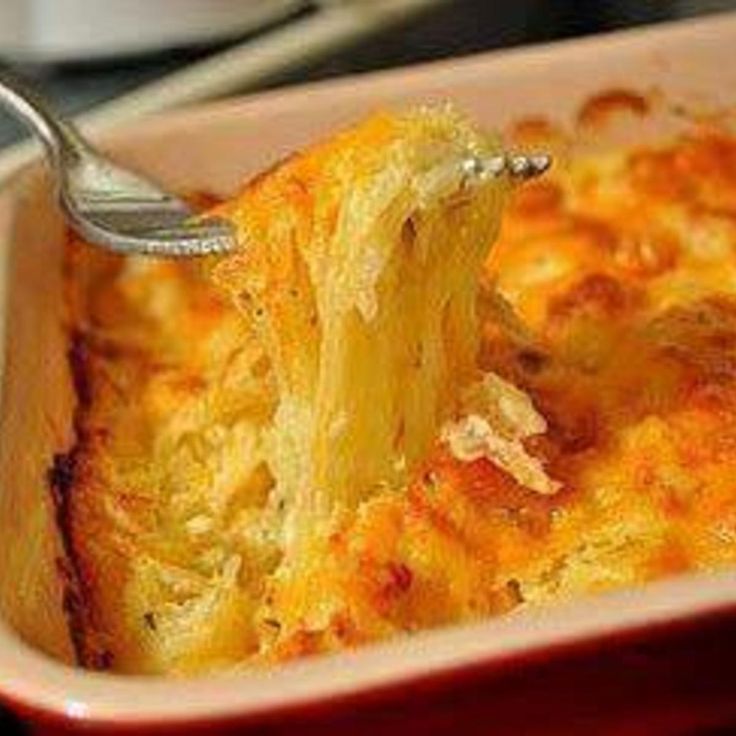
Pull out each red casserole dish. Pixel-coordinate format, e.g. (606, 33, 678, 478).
(1, 13, 736, 734)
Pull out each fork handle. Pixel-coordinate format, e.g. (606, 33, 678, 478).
(0, 68, 90, 169)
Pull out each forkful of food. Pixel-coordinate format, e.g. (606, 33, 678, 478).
(0, 69, 550, 258)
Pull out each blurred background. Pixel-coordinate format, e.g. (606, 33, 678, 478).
(1, 0, 736, 732)
(1, 0, 735, 154)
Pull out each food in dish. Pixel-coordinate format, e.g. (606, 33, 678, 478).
(57, 104, 736, 674)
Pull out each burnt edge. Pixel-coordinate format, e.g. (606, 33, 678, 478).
(46, 331, 114, 671)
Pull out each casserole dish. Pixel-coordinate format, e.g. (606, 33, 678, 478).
(1, 12, 736, 733)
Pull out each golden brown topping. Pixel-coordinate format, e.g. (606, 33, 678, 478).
(59, 116, 736, 675)
(577, 89, 650, 130)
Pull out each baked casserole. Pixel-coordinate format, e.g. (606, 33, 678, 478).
(55, 104, 736, 674)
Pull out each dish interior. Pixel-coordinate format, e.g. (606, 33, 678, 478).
(1, 15, 736, 679)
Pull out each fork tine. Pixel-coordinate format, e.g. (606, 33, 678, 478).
(507, 154, 552, 180)
(127, 219, 237, 257)
(68, 212, 237, 258)
(462, 153, 552, 185)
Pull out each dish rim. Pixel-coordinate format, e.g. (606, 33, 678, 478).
(1, 572, 735, 727)
(1, 11, 736, 727)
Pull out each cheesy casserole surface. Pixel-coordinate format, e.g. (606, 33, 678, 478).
(57, 106, 736, 674)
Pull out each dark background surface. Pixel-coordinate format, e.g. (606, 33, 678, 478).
(2, 0, 735, 733)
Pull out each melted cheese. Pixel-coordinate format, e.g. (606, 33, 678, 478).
(62, 116, 736, 674)
(442, 372, 559, 495)
(212, 108, 509, 522)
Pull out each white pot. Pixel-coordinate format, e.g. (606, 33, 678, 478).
(0, 0, 302, 62)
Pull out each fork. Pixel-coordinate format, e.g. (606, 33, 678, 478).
(0, 69, 549, 258)
(0, 69, 234, 257)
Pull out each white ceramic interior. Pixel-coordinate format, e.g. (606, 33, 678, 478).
(0, 12, 736, 727)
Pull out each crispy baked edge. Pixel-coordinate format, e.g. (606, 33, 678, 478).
(47, 331, 114, 670)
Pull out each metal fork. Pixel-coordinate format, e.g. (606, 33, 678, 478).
(0, 69, 234, 257)
(0, 69, 549, 258)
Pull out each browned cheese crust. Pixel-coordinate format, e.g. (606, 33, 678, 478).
(58, 108, 736, 673)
